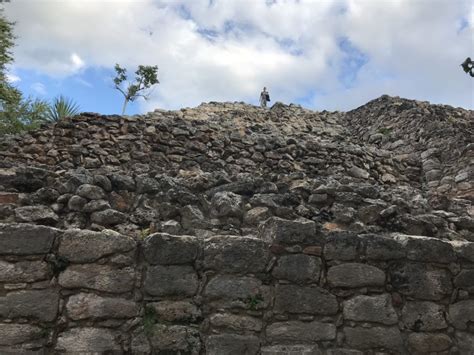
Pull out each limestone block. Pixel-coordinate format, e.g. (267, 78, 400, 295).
(261, 345, 322, 355)
(272, 254, 321, 283)
(90, 208, 127, 226)
(449, 300, 474, 330)
(59, 229, 135, 263)
(76, 184, 105, 200)
(0, 323, 43, 347)
(327, 263, 385, 288)
(0, 260, 49, 283)
(56, 328, 121, 353)
(14, 205, 58, 225)
(149, 324, 201, 354)
(454, 269, 474, 292)
(258, 217, 322, 245)
(206, 334, 260, 355)
(390, 262, 452, 300)
(151, 301, 201, 322)
(324, 232, 360, 260)
(66, 293, 138, 320)
(401, 301, 447, 331)
(274, 284, 338, 315)
(266, 321, 336, 343)
(343, 294, 397, 325)
(145, 265, 198, 297)
(407, 333, 452, 353)
(143, 233, 200, 265)
(0, 290, 59, 322)
(59, 264, 135, 293)
(343, 326, 403, 351)
(209, 313, 262, 332)
(0, 223, 58, 255)
(203, 235, 269, 273)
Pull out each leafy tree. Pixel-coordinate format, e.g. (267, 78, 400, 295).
(461, 57, 474, 77)
(113, 64, 159, 114)
(0, 9, 20, 112)
(46, 95, 80, 122)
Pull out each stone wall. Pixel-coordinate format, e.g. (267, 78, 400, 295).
(1, 217, 474, 354)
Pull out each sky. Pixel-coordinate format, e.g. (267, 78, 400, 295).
(2, 0, 474, 115)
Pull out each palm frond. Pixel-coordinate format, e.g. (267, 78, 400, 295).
(46, 95, 80, 122)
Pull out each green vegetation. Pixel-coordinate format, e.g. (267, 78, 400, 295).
(244, 294, 264, 311)
(113, 63, 159, 114)
(378, 127, 392, 136)
(0, 11, 80, 135)
(142, 305, 157, 335)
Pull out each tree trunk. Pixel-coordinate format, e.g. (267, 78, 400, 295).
(121, 99, 129, 115)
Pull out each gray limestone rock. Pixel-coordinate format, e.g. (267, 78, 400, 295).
(66, 293, 138, 320)
(343, 326, 403, 351)
(151, 301, 201, 322)
(343, 294, 397, 325)
(14, 205, 59, 225)
(206, 334, 260, 355)
(407, 333, 452, 353)
(274, 284, 338, 315)
(272, 254, 321, 283)
(401, 301, 447, 331)
(55, 327, 120, 353)
(448, 300, 474, 330)
(327, 263, 385, 288)
(0, 223, 58, 255)
(210, 191, 243, 218)
(76, 184, 105, 200)
(0, 290, 59, 322)
(149, 324, 201, 354)
(258, 217, 322, 245)
(0, 260, 49, 283)
(0, 323, 44, 347)
(145, 265, 198, 297)
(90, 208, 126, 226)
(266, 321, 336, 343)
(143, 233, 200, 265)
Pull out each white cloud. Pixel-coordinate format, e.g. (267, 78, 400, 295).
(6, 73, 20, 83)
(4, 0, 474, 111)
(31, 82, 47, 96)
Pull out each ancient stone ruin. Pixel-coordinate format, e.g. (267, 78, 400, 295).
(0, 95, 472, 353)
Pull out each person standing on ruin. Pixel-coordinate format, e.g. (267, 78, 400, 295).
(260, 87, 270, 108)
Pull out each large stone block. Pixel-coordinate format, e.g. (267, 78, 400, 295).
(90, 208, 127, 226)
(327, 263, 385, 288)
(272, 254, 321, 283)
(394, 234, 456, 263)
(449, 300, 474, 330)
(343, 326, 403, 351)
(203, 235, 269, 273)
(206, 334, 260, 355)
(66, 293, 138, 320)
(258, 217, 322, 245)
(59, 264, 135, 293)
(454, 269, 474, 292)
(343, 294, 397, 325)
(0, 260, 49, 283)
(145, 265, 198, 297)
(143, 233, 200, 265)
(0, 290, 59, 322)
(401, 301, 447, 331)
(274, 284, 338, 315)
(151, 301, 201, 322)
(0, 323, 43, 347)
(324, 232, 360, 261)
(14, 205, 58, 225)
(59, 229, 136, 263)
(204, 275, 271, 310)
(363, 234, 405, 260)
(261, 345, 322, 355)
(456, 331, 474, 354)
(390, 262, 452, 300)
(55, 328, 121, 353)
(407, 333, 452, 353)
(0, 223, 58, 255)
(149, 324, 201, 354)
(209, 313, 262, 332)
(266, 321, 336, 343)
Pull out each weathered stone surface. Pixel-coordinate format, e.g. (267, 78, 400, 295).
(145, 265, 198, 297)
(14, 205, 59, 225)
(66, 293, 138, 320)
(0, 260, 49, 283)
(143, 233, 200, 265)
(324, 232, 360, 260)
(326, 350, 363, 355)
(76, 184, 105, 200)
(59, 229, 135, 263)
(149, 324, 201, 354)
(0, 323, 43, 346)
(151, 301, 201, 322)
(259, 217, 322, 245)
(203, 235, 269, 273)
(449, 300, 474, 330)
(401, 301, 447, 331)
(0, 223, 58, 255)
(454, 269, 474, 292)
(272, 254, 321, 283)
(67, 195, 87, 211)
(244, 206, 272, 225)
(266, 321, 336, 343)
(211, 191, 243, 217)
(56, 328, 120, 352)
(394, 234, 456, 263)
(327, 263, 385, 288)
(390, 262, 452, 300)
(206, 334, 260, 355)
(274, 284, 338, 315)
(209, 313, 262, 331)
(407, 333, 452, 353)
(343, 294, 397, 325)
(364, 234, 405, 260)
(59, 264, 135, 293)
(0, 290, 58, 322)
(456, 331, 474, 354)
(204, 275, 270, 310)
(90, 208, 127, 226)
(261, 345, 322, 355)
(343, 326, 403, 351)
